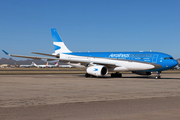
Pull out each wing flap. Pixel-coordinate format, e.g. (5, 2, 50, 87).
(10, 54, 60, 60)
(31, 52, 59, 58)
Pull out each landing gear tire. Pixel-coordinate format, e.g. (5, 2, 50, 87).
(155, 71, 161, 79)
(85, 73, 89, 78)
(155, 76, 161, 79)
(111, 72, 122, 78)
(85, 73, 93, 78)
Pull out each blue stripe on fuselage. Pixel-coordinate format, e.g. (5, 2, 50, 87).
(64, 51, 177, 72)
(65, 51, 171, 62)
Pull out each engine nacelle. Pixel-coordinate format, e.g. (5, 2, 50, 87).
(86, 65, 108, 76)
(132, 71, 151, 75)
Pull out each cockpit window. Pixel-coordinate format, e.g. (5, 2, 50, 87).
(164, 57, 174, 60)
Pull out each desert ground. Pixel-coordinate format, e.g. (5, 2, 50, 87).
(1, 72, 180, 120)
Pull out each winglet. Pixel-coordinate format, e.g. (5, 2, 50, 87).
(2, 50, 10, 55)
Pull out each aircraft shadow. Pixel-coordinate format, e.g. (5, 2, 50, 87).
(76, 74, 180, 80)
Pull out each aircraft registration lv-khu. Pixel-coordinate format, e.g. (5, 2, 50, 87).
(2, 29, 178, 79)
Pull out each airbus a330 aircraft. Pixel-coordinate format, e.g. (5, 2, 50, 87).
(46, 62, 59, 68)
(32, 62, 58, 68)
(2, 29, 178, 79)
(20, 62, 35, 68)
(33, 62, 47, 68)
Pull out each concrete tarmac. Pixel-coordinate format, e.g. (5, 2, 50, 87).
(1, 73, 180, 120)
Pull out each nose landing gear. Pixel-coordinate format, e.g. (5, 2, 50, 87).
(155, 71, 161, 79)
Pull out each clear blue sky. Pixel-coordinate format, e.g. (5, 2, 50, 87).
(0, 0, 180, 60)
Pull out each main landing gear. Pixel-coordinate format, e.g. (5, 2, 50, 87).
(155, 71, 161, 79)
(85, 73, 94, 78)
(85, 72, 122, 78)
(111, 72, 122, 78)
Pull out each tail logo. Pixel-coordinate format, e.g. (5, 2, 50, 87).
(54, 45, 61, 51)
(51, 28, 72, 53)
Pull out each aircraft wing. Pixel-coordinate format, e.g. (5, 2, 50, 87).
(2, 50, 159, 69)
(2, 50, 59, 61)
(57, 56, 123, 68)
(31, 52, 59, 58)
(58, 56, 160, 70)
(2, 49, 121, 68)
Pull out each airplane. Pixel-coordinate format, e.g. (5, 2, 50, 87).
(32, 61, 58, 68)
(46, 61, 72, 68)
(174, 65, 180, 70)
(58, 64, 73, 68)
(33, 62, 47, 68)
(2, 28, 178, 79)
(174, 62, 180, 70)
(19, 62, 35, 68)
(67, 62, 84, 68)
(46, 62, 59, 68)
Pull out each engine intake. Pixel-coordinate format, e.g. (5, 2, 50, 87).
(86, 65, 108, 76)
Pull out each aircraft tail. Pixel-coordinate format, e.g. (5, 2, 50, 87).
(31, 62, 34, 66)
(32, 62, 38, 67)
(55, 62, 59, 67)
(51, 28, 71, 54)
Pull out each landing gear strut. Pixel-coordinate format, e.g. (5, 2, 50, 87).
(155, 71, 161, 79)
(111, 72, 122, 78)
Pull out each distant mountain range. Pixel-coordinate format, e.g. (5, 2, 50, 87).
(0, 58, 47, 65)
(0, 58, 66, 65)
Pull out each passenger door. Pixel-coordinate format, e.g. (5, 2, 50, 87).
(152, 54, 158, 63)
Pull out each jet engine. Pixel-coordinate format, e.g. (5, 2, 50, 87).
(132, 71, 151, 75)
(86, 65, 108, 76)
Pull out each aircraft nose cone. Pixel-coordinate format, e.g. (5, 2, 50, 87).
(166, 60, 178, 69)
(172, 60, 178, 67)
(175, 60, 178, 65)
